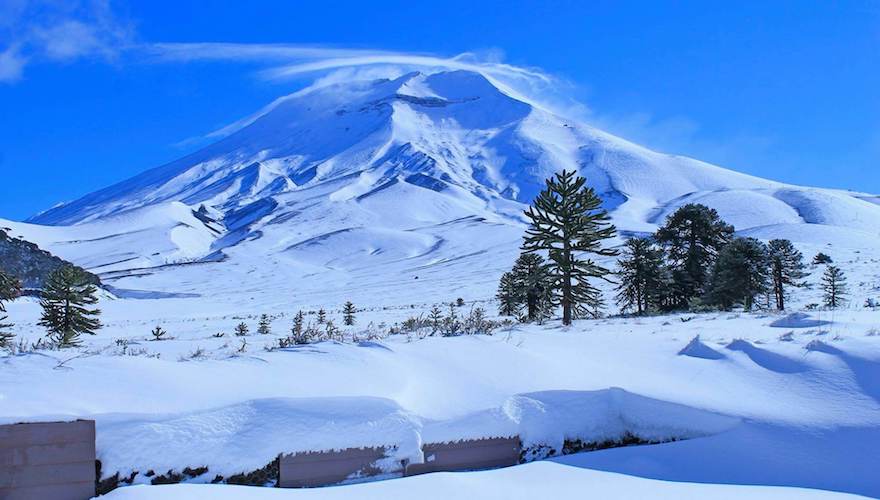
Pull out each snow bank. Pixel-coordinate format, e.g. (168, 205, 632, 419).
(507, 389, 738, 452)
(94, 389, 739, 483)
(99, 461, 862, 500)
(96, 397, 422, 482)
(769, 312, 831, 329)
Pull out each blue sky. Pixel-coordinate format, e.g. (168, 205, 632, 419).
(1, 0, 878, 221)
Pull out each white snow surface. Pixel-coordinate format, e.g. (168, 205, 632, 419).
(1, 70, 879, 498)
(1, 70, 875, 312)
(100, 465, 868, 500)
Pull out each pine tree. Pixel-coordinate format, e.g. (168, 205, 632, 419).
(510, 253, 554, 322)
(38, 266, 101, 348)
(234, 322, 249, 336)
(767, 239, 807, 311)
(705, 238, 770, 311)
(615, 237, 667, 315)
(342, 301, 356, 326)
(0, 269, 21, 348)
(522, 170, 618, 325)
(292, 311, 304, 337)
(496, 272, 519, 317)
(655, 204, 734, 309)
(428, 305, 443, 335)
(822, 265, 847, 308)
(257, 314, 271, 334)
(317, 308, 327, 324)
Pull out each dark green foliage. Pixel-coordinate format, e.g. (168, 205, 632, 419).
(767, 239, 807, 310)
(813, 252, 833, 265)
(234, 322, 249, 336)
(38, 265, 101, 347)
(510, 253, 554, 322)
(496, 272, 519, 317)
(442, 304, 461, 336)
(655, 204, 734, 309)
(615, 238, 667, 315)
(0, 229, 101, 289)
(522, 170, 618, 324)
(0, 268, 22, 347)
(428, 305, 443, 335)
(292, 311, 304, 338)
(317, 308, 327, 324)
(342, 301, 356, 326)
(150, 325, 167, 341)
(705, 237, 770, 311)
(257, 314, 271, 335)
(282, 311, 315, 345)
(822, 265, 847, 308)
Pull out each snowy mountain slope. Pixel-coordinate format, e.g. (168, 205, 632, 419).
(2, 202, 223, 273)
(8, 70, 879, 304)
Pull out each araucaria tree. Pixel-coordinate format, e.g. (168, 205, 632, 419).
(0, 269, 22, 347)
(234, 322, 249, 336)
(615, 238, 667, 315)
(522, 170, 618, 325)
(705, 237, 770, 311)
(813, 252, 833, 265)
(510, 253, 554, 322)
(655, 204, 734, 309)
(150, 325, 167, 341)
(38, 266, 101, 348)
(496, 272, 519, 317)
(342, 301, 356, 326)
(822, 265, 847, 308)
(767, 239, 807, 310)
(257, 314, 271, 335)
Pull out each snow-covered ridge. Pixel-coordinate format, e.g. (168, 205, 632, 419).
(5, 69, 878, 305)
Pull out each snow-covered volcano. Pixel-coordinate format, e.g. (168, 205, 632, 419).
(4, 70, 879, 307)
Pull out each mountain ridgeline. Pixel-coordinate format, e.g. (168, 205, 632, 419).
(1, 70, 876, 304)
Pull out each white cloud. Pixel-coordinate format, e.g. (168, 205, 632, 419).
(145, 42, 401, 63)
(143, 42, 589, 140)
(33, 20, 107, 60)
(0, 45, 25, 82)
(0, 0, 132, 82)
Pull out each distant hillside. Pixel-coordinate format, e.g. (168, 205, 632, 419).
(0, 228, 100, 290)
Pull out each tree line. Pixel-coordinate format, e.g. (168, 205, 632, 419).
(497, 170, 848, 323)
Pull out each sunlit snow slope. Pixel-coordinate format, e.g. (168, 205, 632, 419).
(5, 70, 878, 305)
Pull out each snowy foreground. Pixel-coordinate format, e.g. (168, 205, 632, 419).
(2, 296, 880, 498)
(102, 464, 865, 500)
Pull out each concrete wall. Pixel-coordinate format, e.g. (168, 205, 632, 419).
(278, 446, 390, 488)
(0, 420, 96, 500)
(405, 436, 521, 476)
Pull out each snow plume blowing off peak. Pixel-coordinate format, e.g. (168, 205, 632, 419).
(17, 62, 880, 301)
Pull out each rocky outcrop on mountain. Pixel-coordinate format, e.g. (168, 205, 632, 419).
(0, 228, 100, 289)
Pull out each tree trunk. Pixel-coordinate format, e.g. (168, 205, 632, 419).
(527, 291, 537, 321)
(774, 267, 785, 310)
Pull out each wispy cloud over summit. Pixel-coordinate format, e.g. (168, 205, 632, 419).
(0, 0, 133, 82)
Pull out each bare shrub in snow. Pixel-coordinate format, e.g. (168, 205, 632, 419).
(150, 326, 167, 341)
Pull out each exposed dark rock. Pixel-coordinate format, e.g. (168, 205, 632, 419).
(0, 229, 100, 289)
